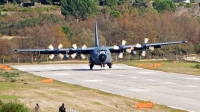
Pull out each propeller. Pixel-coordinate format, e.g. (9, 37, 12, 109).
(113, 40, 128, 58)
(138, 38, 155, 56)
(71, 44, 87, 59)
(48, 44, 64, 59)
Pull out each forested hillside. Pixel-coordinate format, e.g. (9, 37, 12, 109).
(0, 0, 200, 62)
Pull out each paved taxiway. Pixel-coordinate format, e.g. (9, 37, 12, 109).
(12, 64, 200, 112)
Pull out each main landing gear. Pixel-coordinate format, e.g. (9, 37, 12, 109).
(89, 62, 94, 70)
(107, 63, 112, 69)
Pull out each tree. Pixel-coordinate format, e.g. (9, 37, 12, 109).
(61, 0, 98, 22)
(153, 0, 176, 13)
(133, 0, 150, 13)
(104, 0, 119, 10)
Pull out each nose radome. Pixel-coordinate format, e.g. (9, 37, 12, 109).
(99, 54, 107, 62)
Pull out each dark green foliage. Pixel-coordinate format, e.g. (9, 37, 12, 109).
(194, 44, 200, 54)
(133, 0, 149, 12)
(153, 0, 176, 13)
(195, 63, 200, 69)
(173, 46, 187, 55)
(0, 72, 19, 78)
(61, 0, 98, 20)
(13, 18, 40, 29)
(104, 0, 119, 10)
(185, 3, 192, 8)
(110, 11, 121, 18)
(190, 0, 195, 3)
(62, 26, 73, 37)
(178, 2, 184, 7)
(0, 101, 30, 112)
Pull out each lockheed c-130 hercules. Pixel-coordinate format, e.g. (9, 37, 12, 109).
(13, 20, 187, 70)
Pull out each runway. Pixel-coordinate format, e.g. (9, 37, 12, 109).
(12, 64, 200, 112)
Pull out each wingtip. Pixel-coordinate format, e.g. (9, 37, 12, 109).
(182, 40, 188, 43)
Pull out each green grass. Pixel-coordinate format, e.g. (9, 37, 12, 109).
(92, 101, 102, 105)
(0, 100, 30, 112)
(123, 60, 200, 76)
(0, 95, 18, 100)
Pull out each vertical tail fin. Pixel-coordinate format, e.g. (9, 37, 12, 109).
(94, 20, 99, 47)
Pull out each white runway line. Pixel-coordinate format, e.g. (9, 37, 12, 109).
(30, 67, 41, 69)
(165, 82, 176, 84)
(187, 85, 198, 88)
(147, 79, 156, 81)
(138, 72, 153, 74)
(44, 67, 56, 69)
(104, 73, 110, 74)
(185, 78, 200, 80)
(167, 106, 187, 112)
(129, 89, 152, 92)
(131, 77, 139, 79)
(84, 80, 103, 82)
(117, 75, 125, 77)
(16, 68, 25, 70)
(54, 73, 71, 76)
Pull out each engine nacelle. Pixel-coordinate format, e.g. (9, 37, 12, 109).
(65, 54, 69, 59)
(131, 51, 137, 55)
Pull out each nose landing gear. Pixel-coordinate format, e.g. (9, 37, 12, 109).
(100, 63, 105, 68)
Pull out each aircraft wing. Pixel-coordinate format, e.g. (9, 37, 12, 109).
(68, 47, 96, 54)
(108, 40, 188, 53)
(13, 48, 70, 54)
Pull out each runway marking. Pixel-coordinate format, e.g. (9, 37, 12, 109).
(60, 80, 74, 84)
(165, 82, 176, 84)
(104, 73, 110, 74)
(185, 78, 200, 80)
(187, 85, 198, 88)
(131, 77, 139, 79)
(147, 79, 156, 81)
(54, 73, 71, 76)
(117, 75, 125, 77)
(167, 106, 186, 112)
(129, 89, 152, 92)
(45, 67, 55, 69)
(17, 68, 25, 70)
(31, 67, 41, 69)
(138, 72, 153, 74)
(84, 80, 103, 82)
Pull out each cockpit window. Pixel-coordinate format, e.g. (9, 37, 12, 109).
(97, 49, 107, 52)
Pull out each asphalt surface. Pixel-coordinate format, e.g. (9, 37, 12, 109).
(12, 64, 200, 112)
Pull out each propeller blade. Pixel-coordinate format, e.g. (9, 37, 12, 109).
(118, 53, 123, 58)
(48, 45, 54, 50)
(72, 44, 77, 49)
(49, 54, 55, 59)
(136, 43, 142, 48)
(114, 45, 119, 50)
(126, 49, 132, 53)
(122, 40, 126, 46)
(141, 51, 146, 56)
(82, 44, 87, 49)
(58, 53, 64, 59)
(144, 38, 149, 44)
(58, 44, 63, 49)
(81, 54, 86, 59)
(71, 53, 77, 59)
(149, 46, 154, 51)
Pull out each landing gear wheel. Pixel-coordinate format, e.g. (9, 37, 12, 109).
(107, 63, 112, 69)
(90, 64, 94, 70)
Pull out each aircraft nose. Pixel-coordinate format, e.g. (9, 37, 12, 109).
(99, 54, 107, 62)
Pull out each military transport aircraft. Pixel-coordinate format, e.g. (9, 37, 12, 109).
(13, 20, 187, 70)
